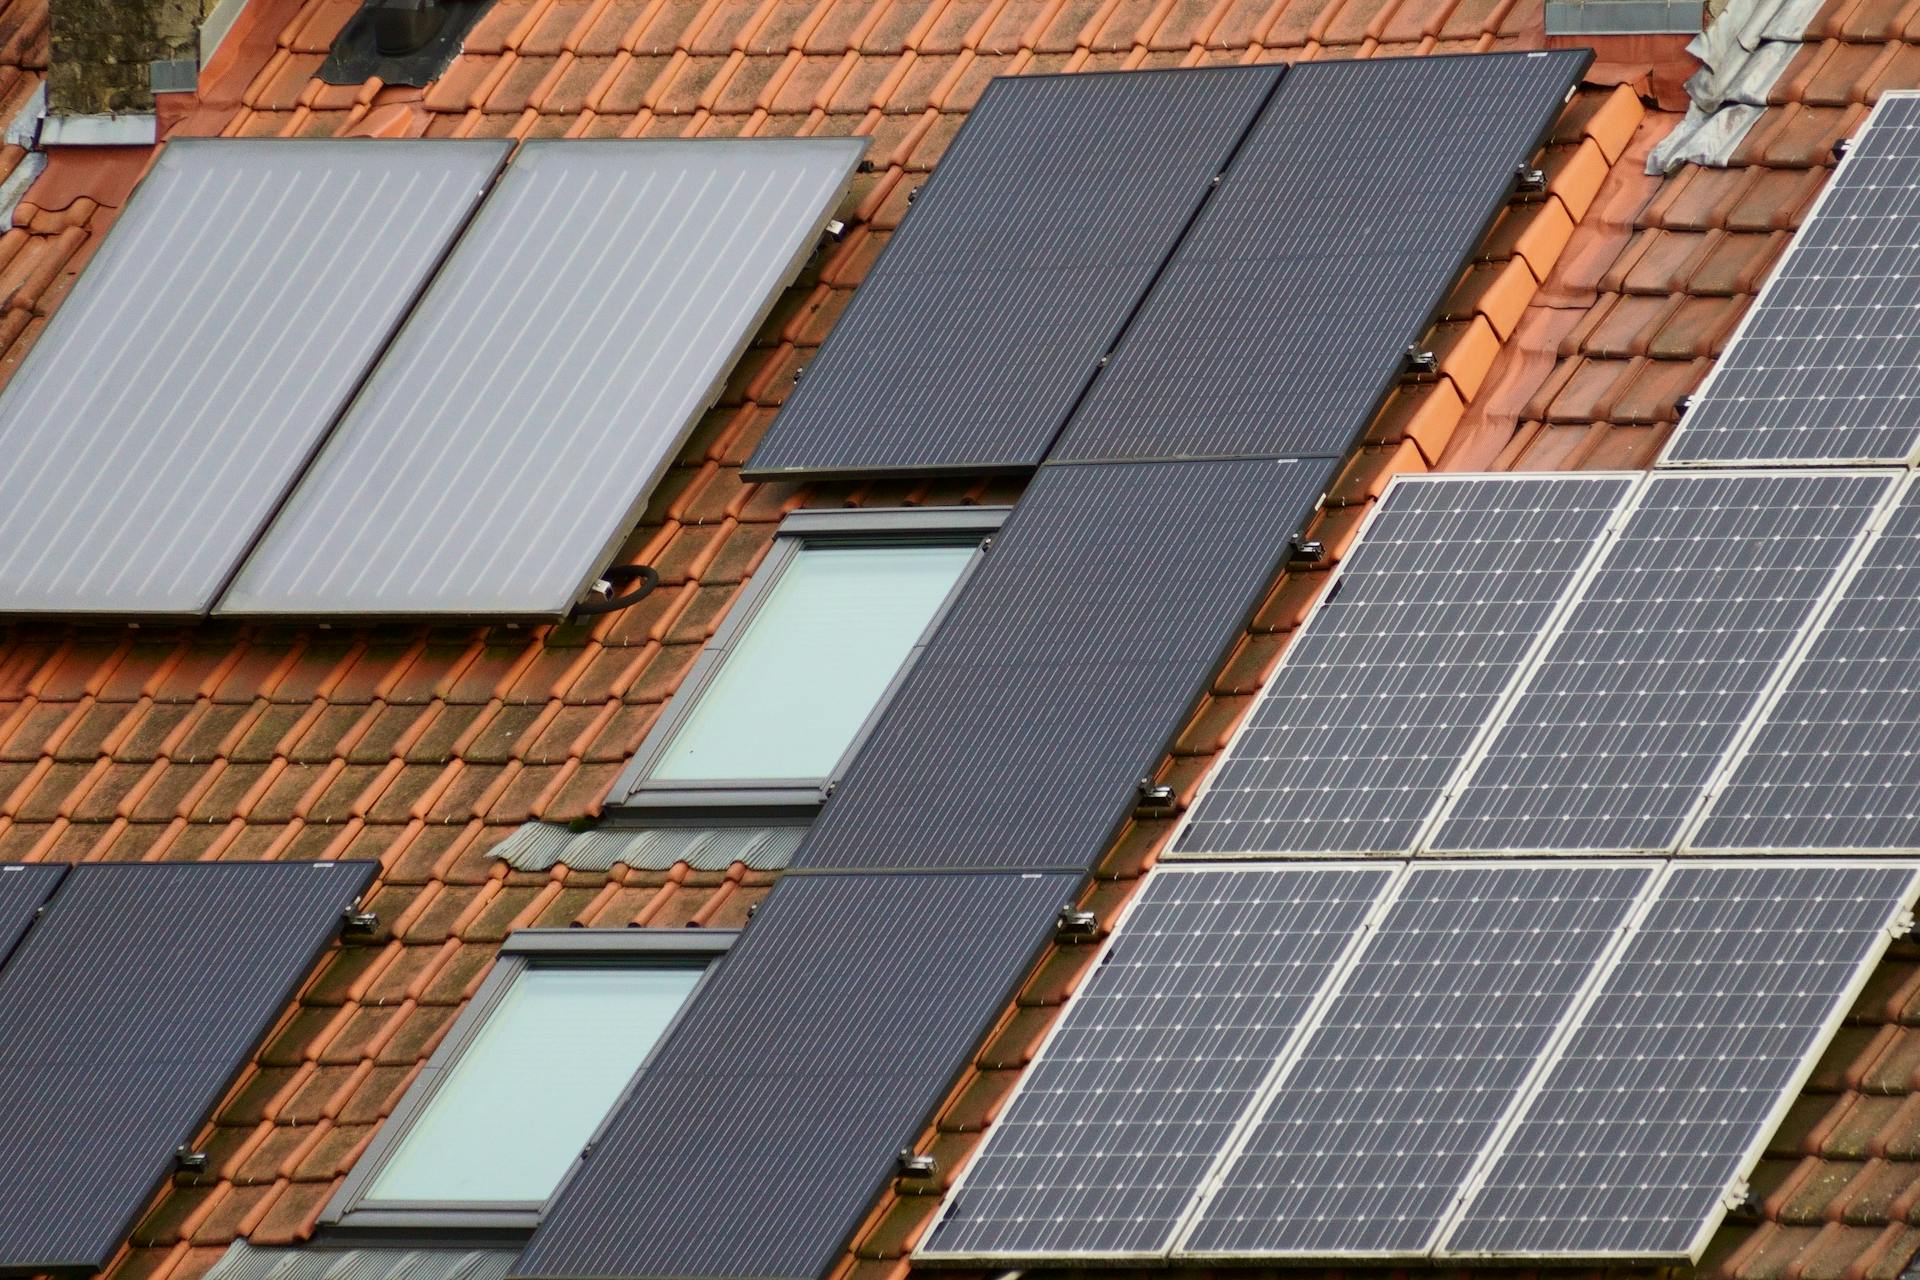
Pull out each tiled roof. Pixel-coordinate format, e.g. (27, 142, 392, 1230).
(0, 0, 1909, 1279)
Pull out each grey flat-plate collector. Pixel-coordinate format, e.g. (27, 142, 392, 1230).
(219, 139, 862, 618)
(516, 870, 1080, 1280)
(1693, 478, 1920, 849)
(1662, 94, 1920, 465)
(743, 67, 1282, 477)
(1432, 470, 1893, 852)
(1173, 474, 1632, 856)
(0, 860, 376, 1273)
(1051, 51, 1588, 464)
(1445, 861, 1919, 1258)
(789, 457, 1334, 872)
(0, 139, 509, 616)
(921, 864, 1394, 1260)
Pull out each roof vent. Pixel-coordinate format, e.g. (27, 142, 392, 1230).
(320, 0, 491, 87)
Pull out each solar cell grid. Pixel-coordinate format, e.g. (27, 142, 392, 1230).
(1184, 862, 1653, 1257)
(1431, 470, 1893, 853)
(744, 66, 1284, 477)
(1691, 477, 1920, 850)
(920, 865, 1394, 1259)
(1663, 94, 1920, 466)
(1053, 50, 1588, 464)
(1172, 475, 1631, 856)
(1445, 861, 1919, 1258)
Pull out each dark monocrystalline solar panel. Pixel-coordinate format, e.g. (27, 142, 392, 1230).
(0, 861, 376, 1271)
(1186, 862, 1652, 1257)
(220, 139, 862, 620)
(517, 870, 1081, 1280)
(789, 458, 1334, 871)
(1447, 862, 1918, 1259)
(1693, 481, 1920, 849)
(1053, 51, 1588, 464)
(1174, 475, 1631, 856)
(0, 865, 62, 962)
(921, 865, 1394, 1259)
(1432, 471, 1893, 853)
(743, 67, 1283, 477)
(1663, 95, 1920, 465)
(0, 140, 509, 617)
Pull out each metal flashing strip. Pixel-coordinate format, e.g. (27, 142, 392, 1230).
(0, 138, 510, 617)
(490, 821, 806, 872)
(219, 138, 865, 620)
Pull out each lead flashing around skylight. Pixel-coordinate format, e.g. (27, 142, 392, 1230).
(206, 1243, 516, 1280)
(1545, 0, 1702, 33)
(1646, 0, 1825, 173)
(491, 822, 803, 872)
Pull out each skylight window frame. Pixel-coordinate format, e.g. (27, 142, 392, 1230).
(606, 505, 1008, 819)
(317, 928, 734, 1242)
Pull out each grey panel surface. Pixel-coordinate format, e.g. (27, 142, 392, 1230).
(0, 864, 61, 963)
(0, 860, 376, 1271)
(1052, 51, 1588, 464)
(789, 457, 1334, 871)
(516, 870, 1081, 1280)
(1433, 471, 1891, 852)
(1447, 862, 1917, 1258)
(922, 865, 1394, 1259)
(0, 139, 508, 616)
(1187, 863, 1652, 1257)
(220, 139, 862, 619)
(744, 67, 1283, 477)
(1175, 475, 1630, 856)
(207, 1243, 516, 1280)
(1664, 95, 1920, 465)
(1696, 483, 1920, 849)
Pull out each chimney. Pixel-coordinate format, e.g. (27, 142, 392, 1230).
(44, 0, 230, 133)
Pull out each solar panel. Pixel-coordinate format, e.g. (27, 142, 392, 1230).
(0, 860, 377, 1271)
(1183, 862, 1654, 1258)
(1431, 471, 1894, 853)
(1051, 51, 1588, 465)
(920, 865, 1395, 1260)
(0, 865, 62, 963)
(1444, 861, 1919, 1259)
(1173, 475, 1631, 856)
(1691, 478, 1920, 849)
(742, 67, 1284, 478)
(1662, 94, 1920, 466)
(0, 139, 509, 617)
(218, 139, 862, 619)
(787, 457, 1335, 872)
(517, 870, 1082, 1280)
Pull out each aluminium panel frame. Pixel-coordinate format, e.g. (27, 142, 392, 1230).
(1433, 857, 1920, 1264)
(1654, 92, 1920, 470)
(1417, 468, 1903, 855)
(1168, 857, 1655, 1264)
(1158, 471, 1640, 862)
(318, 928, 737, 1240)
(605, 506, 1008, 820)
(912, 860, 1402, 1268)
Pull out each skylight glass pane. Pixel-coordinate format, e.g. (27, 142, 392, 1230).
(365, 964, 702, 1204)
(649, 542, 976, 782)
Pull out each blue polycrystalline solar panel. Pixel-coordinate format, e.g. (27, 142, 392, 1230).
(1446, 862, 1919, 1259)
(1431, 471, 1893, 853)
(1051, 51, 1588, 465)
(1663, 94, 1920, 465)
(787, 458, 1334, 872)
(516, 871, 1081, 1280)
(1692, 480, 1920, 849)
(1184, 862, 1653, 1257)
(0, 865, 62, 963)
(744, 66, 1284, 477)
(0, 140, 509, 616)
(920, 865, 1394, 1259)
(0, 861, 376, 1271)
(1173, 475, 1631, 856)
